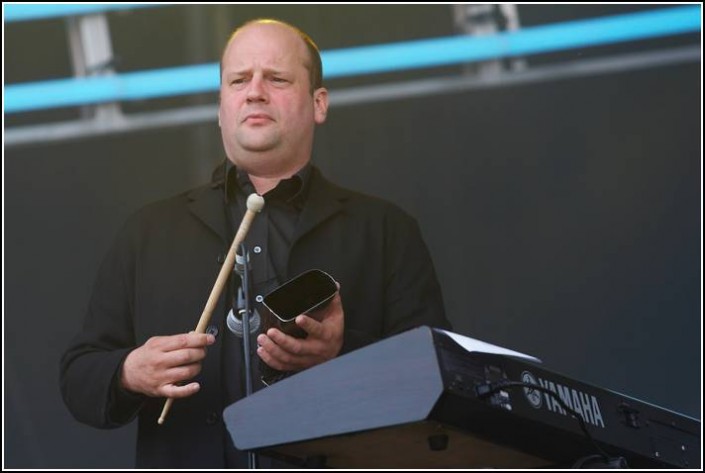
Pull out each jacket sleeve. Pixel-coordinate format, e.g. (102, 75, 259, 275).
(381, 208, 451, 336)
(59, 218, 146, 428)
(341, 206, 451, 354)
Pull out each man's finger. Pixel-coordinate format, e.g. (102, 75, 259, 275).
(257, 345, 317, 372)
(162, 347, 208, 368)
(258, 333, 296, 362)
(266, 328, 307, 354)
(257, 334, 317, 371)
(164, 362, 203, 384)
(161, 382, 201, 399)
(295, 314, 322, 337)
(160, 333, 215, 352)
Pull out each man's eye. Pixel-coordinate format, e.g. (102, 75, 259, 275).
(231, 78, 245, 85)
(272, 77, 287, 83)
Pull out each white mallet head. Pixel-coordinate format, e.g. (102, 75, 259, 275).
(246, 193, 265, 213)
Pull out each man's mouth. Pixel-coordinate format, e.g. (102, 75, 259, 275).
(243, 113, 273, 123)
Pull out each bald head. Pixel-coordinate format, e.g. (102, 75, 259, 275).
(217, 18, 330, 181)
(221, 19, 323, 93)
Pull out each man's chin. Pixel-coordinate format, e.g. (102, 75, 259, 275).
(237, 136, 279, 153)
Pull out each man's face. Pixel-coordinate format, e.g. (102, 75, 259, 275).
(218, 23, 328, 176)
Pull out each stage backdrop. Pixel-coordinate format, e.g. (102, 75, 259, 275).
(4, 5, 700, 468)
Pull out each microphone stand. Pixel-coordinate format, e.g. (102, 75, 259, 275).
(234, 243, 258, 469)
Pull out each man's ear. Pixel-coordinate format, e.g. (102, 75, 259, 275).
(313, 88, 329, 125)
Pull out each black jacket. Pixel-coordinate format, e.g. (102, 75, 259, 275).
(60, 165, 449, 468)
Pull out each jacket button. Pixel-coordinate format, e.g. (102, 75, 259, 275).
(206, 411, 219, 425)
(216, 254, 225, 264)
(206, 325, 219, 338)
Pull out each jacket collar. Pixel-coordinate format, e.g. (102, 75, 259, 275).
(292, 166, 347, 243)
(186, 161, 349, 245)
(185, 161, 229, 242)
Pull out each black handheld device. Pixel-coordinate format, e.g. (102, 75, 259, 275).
(262, 269, 337, 337)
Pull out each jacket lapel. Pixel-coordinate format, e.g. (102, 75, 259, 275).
(187, 184, 229, 243)
(292, 167, 347, 244)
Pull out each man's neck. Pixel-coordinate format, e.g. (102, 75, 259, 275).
(248, 174, 283, 195)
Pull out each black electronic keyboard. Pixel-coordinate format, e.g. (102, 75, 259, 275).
(223, 326, 700, 468)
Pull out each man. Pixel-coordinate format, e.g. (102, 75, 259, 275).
(60, 19, 450, 468)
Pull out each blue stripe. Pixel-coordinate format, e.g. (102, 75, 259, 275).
(4, 64, 220, 113)
(3, 4, 154, 22)
(4, 6, 701, 113)
(322, 6, 702, 77)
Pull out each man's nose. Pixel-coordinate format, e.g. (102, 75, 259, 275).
(246, 76, 267, 102)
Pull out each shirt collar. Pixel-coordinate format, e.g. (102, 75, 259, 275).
(224, 160, 312, 209)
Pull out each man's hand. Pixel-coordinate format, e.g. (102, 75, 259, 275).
(257, 288, 344, 372)
(120, 332, 215, 398)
